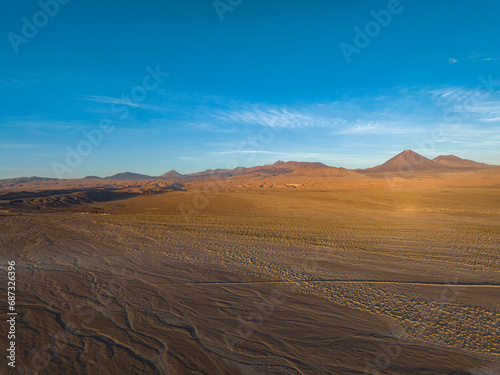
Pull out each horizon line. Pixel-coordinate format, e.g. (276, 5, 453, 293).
(1, 149, 497, 181)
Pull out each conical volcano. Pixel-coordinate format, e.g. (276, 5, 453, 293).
(359, 150, 447, 174)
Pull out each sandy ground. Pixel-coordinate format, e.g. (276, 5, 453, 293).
(0, 185, 499, 374)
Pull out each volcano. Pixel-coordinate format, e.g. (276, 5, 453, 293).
(161, 170, 184, 178)
(358, 150, 447, 174)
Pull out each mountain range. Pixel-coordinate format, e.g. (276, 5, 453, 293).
(91, 150, 493, 180)
(0, 150, 495, 183)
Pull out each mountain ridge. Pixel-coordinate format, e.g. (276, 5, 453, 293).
(433, 155, 489, 168)
(0, 151, 494, 181)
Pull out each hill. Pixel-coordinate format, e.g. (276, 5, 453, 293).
(241, 161, 327, 176)
(186, 161, 328, 179)
(433, 155, 490, 168)
(161, 170, 184, 178)
(289, 165, 358, 177)
(105, 172, 154, 180)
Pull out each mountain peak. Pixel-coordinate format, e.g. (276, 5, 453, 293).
(401, 149, 419, 156)
(161, 170, 183, 178)
(359, 150, 446, 174)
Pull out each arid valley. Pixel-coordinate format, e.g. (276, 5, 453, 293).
(0, 150, 499, 374)
(3, 2, 500, 373)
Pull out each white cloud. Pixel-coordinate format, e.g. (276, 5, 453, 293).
(4, 119, 83, 132)
(334, 121, 415, 135)
(433, 123, 500, 147)
(425, 86, 500, 123)
(83, 95, 165, 112)
(213, 105, 348, 129)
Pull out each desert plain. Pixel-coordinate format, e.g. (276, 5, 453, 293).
(0, 151, 499, 374)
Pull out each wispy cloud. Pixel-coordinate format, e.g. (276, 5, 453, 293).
(83, 95, 166, 112)
(425, 86, 500, 123)
(334, 121, 416, 135)
(0, 68, 89, 87)
(427, 86, 491, 102)
(470, 104, 500, 123)
(435, 124, 500, 147)
(2, 118, 83, 132)
(213, 105, 348, 129)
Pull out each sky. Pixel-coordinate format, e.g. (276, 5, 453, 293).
(0, 0, 499, 178)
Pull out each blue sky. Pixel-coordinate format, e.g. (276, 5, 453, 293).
(1, 0, 499, 178)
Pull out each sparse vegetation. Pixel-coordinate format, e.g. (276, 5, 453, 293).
(1, 186, 498, 373)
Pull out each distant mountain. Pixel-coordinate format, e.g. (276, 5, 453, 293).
(242, 161, 328, 176)
(105, 172, 154, 180)
(358, 150, 447, 174)
(2, 153, 495, 185)
(186, 161, 328, 179)
(0, 177, 58, 189)
(99, 162, 340, 180)
(186, 167, 240, 178)
(289, 166, 358, 177)
(1, 177, 57, 183)
(433, 155, 489, 168)
(161, 170, 184, 178)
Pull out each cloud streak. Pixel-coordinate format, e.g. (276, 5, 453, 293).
(83, 95, 166, 112)
(213, 105, 348, 129)
(334, 121, 417, 135)
(426, 86, 500, 123)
